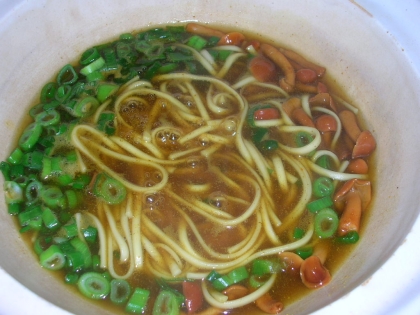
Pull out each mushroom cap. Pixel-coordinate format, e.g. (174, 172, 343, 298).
(278, 251, 304, 276)
(300, 255, 331, 289)
(352, 130, 376, 158)
(334, 178, 372, 211)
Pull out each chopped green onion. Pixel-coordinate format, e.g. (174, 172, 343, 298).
(217, 49, 232, 61)
(22, 151, 43, 170)
(206, 270, 221, 282)
(93, 173, 127, 205)
(152, 290, 180, 315)
(42, 207, 60, 230)
(70, 237, 92, 269)
(211, 275, 233, 291)
(9, 164, 24, 180)
(101, 271, 112, 282)
(295, 247, 313, 260)
(55, 85, 72, 103)
(73, 96, 100, 118)
(66, 250, 85, 272)
(80, 57, 106, 76)
(295, 131, 313, 147)
(314, 208, 339, 238)
(77, 272, 111, 299)
(92, 254, 101, 271)
(63, 220, 78, 239)
(34, 236, 52, 256)
(187, 35, 208, 51)
(120, 33, 134, 41)
(57, 174, 74, 186)
(110, 279, 132, 305)
(306, 196, 334, 213)
(251, 259, 281, 276)
(211, 266, 249, 290)
(166, 52, 194, 62)
(8, 203, 22, 215)
(293, 227, 305, 239)
(40, 82, 58, 103)
(19, 122, 43, 151)
(96, 83, 119, 103)
(80, 47, 101, 65)
(39, 245, 66, 270)
(0, 161, 11, 180)
(258, 140, 279, 153)
(83, 225, 98, 243)
(18, 205, 42, 227)
(40, 186, 64, 208)
(57, 64, 78, 85)
(4, 181, 23, 204)
(72, 173, 92, 190)
(86, 71, 105, 82)
(7, 148, 23, 165)
(65, 190, 79, 209)
(313, 177, 334, 198)
(251, 128, 268, 143)
(157, 63, 179, 74)
(126, 288, 150, 313)
(35, 110, 60, 126)
(25, 179, 43, 204)
(336, 231, 360, 244)
(227, 266, 249, 284)
(316, 155, 332, 170)
(64, 273, 79, 284)
(207, 36, 220, 47)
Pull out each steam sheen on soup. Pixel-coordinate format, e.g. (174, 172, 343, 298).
(1, 24, 376, 314)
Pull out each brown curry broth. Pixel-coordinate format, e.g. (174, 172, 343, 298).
(15, 27, 374, 314)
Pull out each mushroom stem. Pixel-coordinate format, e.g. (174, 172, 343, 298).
(185, 23, 225, 38)
(281, 97, 301, 118)
(338, 110, 361, 143)
(309, 93, 337, 112)
(222, 285, 249, 300)
(338, 191, 362, 236)
(261, 43, 296, 92)
(291, 108, 315, 127)
(278, 47, 326, 77)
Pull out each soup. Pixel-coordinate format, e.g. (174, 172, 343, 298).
(1, 23, 376, 314)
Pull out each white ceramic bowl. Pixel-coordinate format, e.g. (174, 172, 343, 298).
(1, 0, 420, 314)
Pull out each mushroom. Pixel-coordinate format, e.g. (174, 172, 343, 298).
(315, 114, 338, 148)
(281, 97, 301, 118)
(338, 110, 376, 158)
(185, 23, 225, 38)
(278, 251, 303, 276)
(300, 243, 331, 289)
(222, 285, 249, 300)
(261, 43, 296, 92)
(255, 292, 284, 314)
(277, 47, 326, 77)
(309, 93, 337, 112)
(333, 179, 372, 236)
(352, 130, 376, 159)
(291, 108, 315, 128)
(346, 158, 369, 174)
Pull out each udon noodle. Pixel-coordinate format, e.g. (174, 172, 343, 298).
(1, 24, 376, 314)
